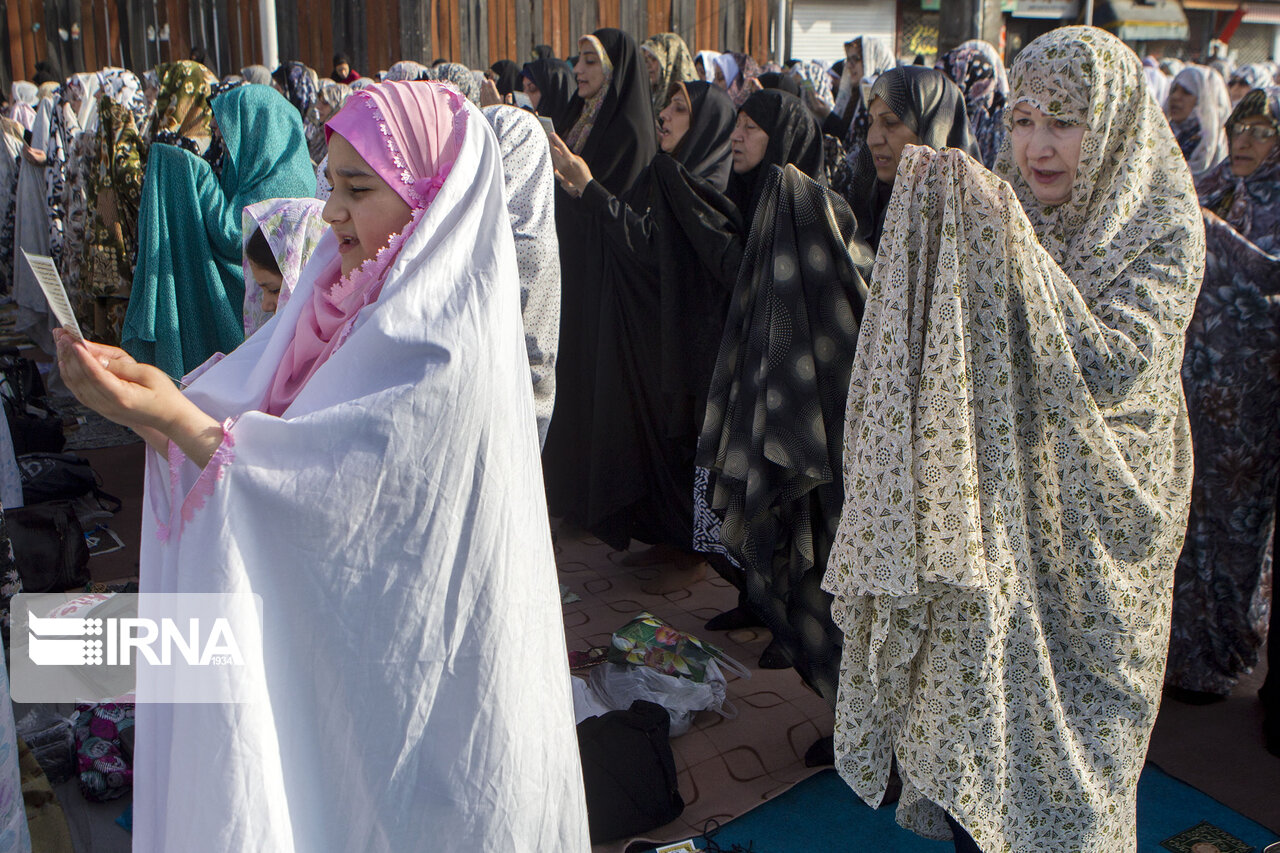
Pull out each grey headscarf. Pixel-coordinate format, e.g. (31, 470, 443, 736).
(240, 65, 273, 86)
(434, 63, 481, 104)
(384, 61, 433, 82)
(318, 81, 351, 113)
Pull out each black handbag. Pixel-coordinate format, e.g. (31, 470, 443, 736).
(0, 348, 63, 455)
(6, 501, 90, 594)
(18, 453, 121, 511)
(3, 397, 64, 456)
(576, 699, 685, 843)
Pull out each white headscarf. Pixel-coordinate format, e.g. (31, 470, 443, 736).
(4, 82, 37, 130)
(695, 50, 721, 83)
(713, 53, 739, 88)
(482, 105, 561, 447)
(10, 81, 36, 106)
(1168, 64, 1231, 176)
(64, 71, 102, 134)
(132, 95, 590, 852)
(832, 36, 896, 117)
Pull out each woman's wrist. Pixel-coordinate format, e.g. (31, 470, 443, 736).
(152, 397, 224, 468)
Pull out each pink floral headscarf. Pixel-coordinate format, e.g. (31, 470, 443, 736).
(266, 81, 469, 415)
(324, 79, 466, 209)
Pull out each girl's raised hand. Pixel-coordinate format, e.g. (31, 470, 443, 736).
(54, 328, 184, 431)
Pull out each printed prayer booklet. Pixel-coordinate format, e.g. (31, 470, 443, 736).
(21, 251, 83, 342)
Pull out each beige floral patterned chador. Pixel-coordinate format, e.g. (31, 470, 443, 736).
(823, 27, 1205, 851)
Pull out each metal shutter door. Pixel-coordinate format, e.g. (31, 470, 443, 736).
(790, 0, 897, 63)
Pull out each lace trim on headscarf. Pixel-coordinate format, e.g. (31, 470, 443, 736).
(361, 85, 468, 208)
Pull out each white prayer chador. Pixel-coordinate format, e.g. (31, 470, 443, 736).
(132, 96, 591, 852)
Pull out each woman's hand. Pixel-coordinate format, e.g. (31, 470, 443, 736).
(478, 78, 504, 108)
(22, 145, 46, 166)
(54, 330, 224, 466)
(547, 132, 593, 197)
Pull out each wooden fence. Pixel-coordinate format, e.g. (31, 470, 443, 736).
(3, 0, 772, 92)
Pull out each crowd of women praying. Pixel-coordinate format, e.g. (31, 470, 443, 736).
(0, 20, 1274, 853)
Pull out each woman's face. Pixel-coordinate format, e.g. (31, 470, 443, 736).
(1228, 115, 1279, 177)
(575, 42, 607, 100)
(729, 110, 769, 173)
(695, 56, 706, 80)
(1167, 83, 1197, 123)
(523, 78, 542, 110)
(713, 62, 727, 89)
(644, 50, 660, 87)
(657, 89, 692, 154)
(1010, 103, 1086, 207)
(323, 132, 414, 276)
(865, 96, 920, 184)
(249, 261, 285, 313)
(316, 100, 334, 123)
(1228, 79, 1253, 105)
(845, 40, 864, 90)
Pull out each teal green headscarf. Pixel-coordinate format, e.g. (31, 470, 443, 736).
(123, 85, 317, 379)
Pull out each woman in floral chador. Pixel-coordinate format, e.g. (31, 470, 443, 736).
(83, 68, 151, 344)
(823, 28, 1204, 851)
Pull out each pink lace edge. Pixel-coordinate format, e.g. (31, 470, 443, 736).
(360, 83, 469, 208)
(155, 417, 237, 542)
(328, 204, 428, 306)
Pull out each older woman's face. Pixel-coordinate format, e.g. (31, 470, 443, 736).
(713, 62, 727, 89)
(1228, 115, 1278, 177)
(574, 42, 607, 99)
(729, 110, 769, 173)
(865, 96, 919, 184)
(1010, 103, 1086, 207)
(1167, 83, 1196, 123)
